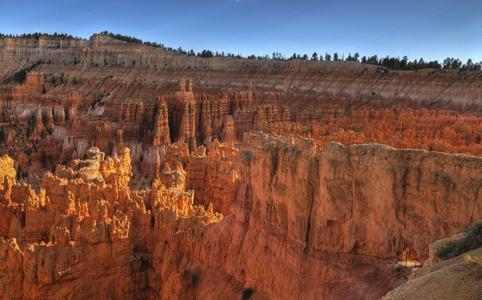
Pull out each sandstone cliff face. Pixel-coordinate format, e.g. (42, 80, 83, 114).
(162, 133, 480, 299)
(169, 133, 481, 299)
(1, 133, 479, 299)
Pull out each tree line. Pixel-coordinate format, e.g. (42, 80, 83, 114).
(1, 32, 480, 71)
(287, 52, 480, 71)
(100, 31, 244, 58)
(0, 32, 81, 40)
(100, 32, 482, 71)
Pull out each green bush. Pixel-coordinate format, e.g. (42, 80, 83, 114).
(434, 222, 482, 260)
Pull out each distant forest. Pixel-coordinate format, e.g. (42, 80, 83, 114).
(1, 31, 481, 72)
(0, 32, 82, 40)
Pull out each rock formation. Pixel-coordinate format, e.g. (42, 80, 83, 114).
(0, 34, 481, 184)
(152, 100, 170, 146)
(185, 139, 239, 215)
(0, 133, 480, 299)
(0, 147, 221, 299)
(0, 34, 481, 299)
(221, 115, 235, 143)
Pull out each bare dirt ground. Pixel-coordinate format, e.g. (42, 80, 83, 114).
(383, 247, 482, 300)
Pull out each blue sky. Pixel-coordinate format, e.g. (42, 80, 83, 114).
(2, 0, 481, 63)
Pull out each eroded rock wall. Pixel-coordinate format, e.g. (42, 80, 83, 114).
(196, 133, 482, 299)
(0, 134, 480, 299)
(143, 133, 481, 299)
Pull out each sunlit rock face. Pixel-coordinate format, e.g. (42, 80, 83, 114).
(0, 147, 222, 299)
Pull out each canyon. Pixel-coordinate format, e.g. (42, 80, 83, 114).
(0, 34, 481, 299)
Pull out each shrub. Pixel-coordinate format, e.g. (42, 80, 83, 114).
(434, 222, 482, 260)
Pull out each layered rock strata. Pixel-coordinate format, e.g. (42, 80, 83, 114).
(0, 34, 481, 184)
(1, 34, 481, 113)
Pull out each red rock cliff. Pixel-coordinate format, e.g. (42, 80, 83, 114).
(1, 133, 480, 299)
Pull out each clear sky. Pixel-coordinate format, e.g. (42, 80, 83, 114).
(1, 0, 481, 63)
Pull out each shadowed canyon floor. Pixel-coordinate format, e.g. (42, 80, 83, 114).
(0, 34, 481, 299)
